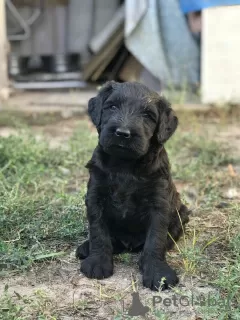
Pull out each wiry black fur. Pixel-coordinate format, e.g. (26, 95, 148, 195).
(76, 81, 190, 291)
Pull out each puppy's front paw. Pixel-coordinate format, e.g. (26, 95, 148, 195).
(142, 260, 178, 291)
(80, 255, 113, 279)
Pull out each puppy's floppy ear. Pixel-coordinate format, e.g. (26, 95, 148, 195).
(88, 81, 115, 129)
(156, 96, 178, 144)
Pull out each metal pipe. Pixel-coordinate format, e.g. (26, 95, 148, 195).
(6, 0, 43, 41)
(6, 0, 30, 40)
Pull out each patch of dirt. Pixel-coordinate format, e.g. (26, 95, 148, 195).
(207, 123, 240, 156)
(0, 127, 19, 138)
(0, 117, 92, 149)
(32, 118, 85, 149)
(0, 252, 218, 320)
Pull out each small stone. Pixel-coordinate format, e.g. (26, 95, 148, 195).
(224, 188, 239, 199)
(58, 166, 71, 175)
(61, 110, 73, 119)
(215, 202, 230, 209)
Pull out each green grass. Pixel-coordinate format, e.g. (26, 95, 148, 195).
(165, 125, 239, 319)
(0, 110, 71, 127)
(0, 124, 96, 272)
(0, 114, 239, 319)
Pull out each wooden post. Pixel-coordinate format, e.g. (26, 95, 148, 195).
(0, 0, 9, 98)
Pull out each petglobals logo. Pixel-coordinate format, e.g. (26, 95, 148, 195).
(120, 291, 231, 318)
(125, 292, 150, 318)
(152, 293, 230, 309)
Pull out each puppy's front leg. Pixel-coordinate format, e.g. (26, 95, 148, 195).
(139, 210, 179, 291)
(80, 186, 113, 279)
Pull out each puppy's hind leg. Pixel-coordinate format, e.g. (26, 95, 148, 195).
(76, 238, 126, 260)
(76, 240, 90, 260)
(167, 204, 191, 250)
(111, 239, 127, 254)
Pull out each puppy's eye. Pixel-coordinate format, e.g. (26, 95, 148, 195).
(104, 105, 118, 111)
(143, 112, 156, 122)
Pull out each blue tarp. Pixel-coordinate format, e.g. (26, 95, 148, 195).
(179, 0, 240, 13)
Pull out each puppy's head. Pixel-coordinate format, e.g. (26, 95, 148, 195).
(88, 81, 178, 159)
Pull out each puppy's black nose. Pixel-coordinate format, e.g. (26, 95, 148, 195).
(115, 128, 131, 138)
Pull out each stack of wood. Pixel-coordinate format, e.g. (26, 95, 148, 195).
(83, 5, 143, 83)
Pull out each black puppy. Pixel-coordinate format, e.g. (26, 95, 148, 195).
(76, 81, 190, 291)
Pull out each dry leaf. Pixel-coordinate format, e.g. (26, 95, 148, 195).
(228, 164, 237, 177)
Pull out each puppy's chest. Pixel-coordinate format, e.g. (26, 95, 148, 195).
(105, 174, 150, 219)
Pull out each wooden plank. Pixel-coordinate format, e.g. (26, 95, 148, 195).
(83, 27, 124, 80)
(89, 5, 124, 54)
(0, 0, 9, 97)
(110, 48, 129, 79)
(91, 42, 123, 81)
